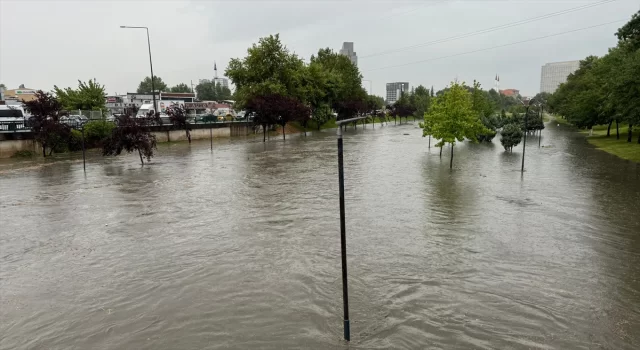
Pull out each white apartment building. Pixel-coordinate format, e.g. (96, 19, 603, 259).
(540, 60, 580, 94)
(386, 82, 409, 105)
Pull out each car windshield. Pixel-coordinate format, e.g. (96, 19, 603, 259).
(0, 109, 24, 118)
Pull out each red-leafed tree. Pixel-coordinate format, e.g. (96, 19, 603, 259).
(22, 90, 71, 157)
(166, 104, 191, 143)
(246, 93, 310, 141)
(103, 110, 158, 165)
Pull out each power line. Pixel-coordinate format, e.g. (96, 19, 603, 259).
(289, 1, 449, 46)
(360, 0, 617, 60)
(364, 19, 625, 72)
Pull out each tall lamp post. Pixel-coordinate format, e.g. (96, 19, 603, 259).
(120, 26, 157, 114)
(335, 115, 366, 342)
(518, 98, 537, 173)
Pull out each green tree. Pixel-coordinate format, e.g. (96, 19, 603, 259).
(500, 123, 524, 152)
(226, 34, 305, 109)
(0, 83, 6, 89)
(616, 10, 640, 52)
(195, 81, 216, 101)
(54, 79, 107, 112)
(412, 85, 431, 120)
(215, 83, 232, 100)
(137, 76, 167, 94)
(471, 80, 497, 142)
(170, 83, 192, 93)
(309, 48, 365, 121)
(610, 48, 640, 143)
(423, 81, 490, 168)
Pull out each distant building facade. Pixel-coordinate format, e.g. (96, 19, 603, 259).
(386, 82, 409, 105)
(339, 42, 357, 66)
(540, 60, 580, 93)
(499, 89, 520, 97)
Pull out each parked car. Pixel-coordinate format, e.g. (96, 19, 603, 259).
(60, 115, 88, 127)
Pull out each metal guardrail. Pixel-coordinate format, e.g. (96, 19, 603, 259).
(0, 116, 254, 133)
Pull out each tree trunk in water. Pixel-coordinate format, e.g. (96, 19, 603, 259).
(42, 145, 46, 158)
(186, 130, 191, 143)
(304, 125, 307, 136)
(439, 145, 443, 158)
(263, 125, 266, 142)
(449, 143, 454, 169)
(616, 120, 619, 139)
(282, 124, 286, 140)
(638, 131, 640, 144)
(628, 124, 633, 143)
(606, 120, 612, 137)
(428, 135, 431, 149)
(138, 149, 144, 165)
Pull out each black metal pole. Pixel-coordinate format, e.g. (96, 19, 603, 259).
(539, 106, 543, 148)
(146, 28, 157, 114)
(337, 126, 350, 342)
(521, 106, 529, 173)
(210, 126, 213, 151)
(81, 127, 86, 172)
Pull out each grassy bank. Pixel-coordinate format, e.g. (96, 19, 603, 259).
(579, 124, 640, 163)
(553, 116, 640, 163)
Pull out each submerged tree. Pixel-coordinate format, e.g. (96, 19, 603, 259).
(500, 123, 524, 152)
(246, 93, 309, 141)
(423, 81, 490, 169)
(22, 90, 72, 157)
(103, 111, 158, 165)
(166, 104, 191, 143)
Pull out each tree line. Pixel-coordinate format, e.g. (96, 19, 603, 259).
(548, 10, 640, 143)
(136, 76, 232, 101)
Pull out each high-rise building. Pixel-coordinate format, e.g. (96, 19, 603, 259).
(540, 60, 580, 93)
(339, 42, 357, 66)
(386, 82, 409, 105)
(199, 62, 229, 88)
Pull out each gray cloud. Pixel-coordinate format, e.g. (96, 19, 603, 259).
(1, 0, 636, 98)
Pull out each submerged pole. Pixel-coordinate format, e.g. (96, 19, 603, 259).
(210, 126, 213, 151)
(521, 105, 529, 173)
(81, 127, 86, 172)
(336, 125, 350, 342)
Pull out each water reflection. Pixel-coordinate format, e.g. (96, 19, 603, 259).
(0, 124, 638, 349)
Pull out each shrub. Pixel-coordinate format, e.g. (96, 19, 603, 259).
(68, 129, 84, 152)
(84, 120, 115, 147)
(11, 150, 36, 158)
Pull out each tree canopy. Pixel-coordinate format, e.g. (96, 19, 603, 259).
(137, 76, 167, 94)
(195, 81, 232, 101)
(54, 79, 106, 112)
(170, 83, 192, 93)
(549, 11, 640, 143)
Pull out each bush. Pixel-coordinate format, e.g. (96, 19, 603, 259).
(11, 150, 36, 158)
(84, 120, 115, 147)
(68, 129, 84, 152)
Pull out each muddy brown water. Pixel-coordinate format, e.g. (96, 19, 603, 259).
(1, 122, 639, 349)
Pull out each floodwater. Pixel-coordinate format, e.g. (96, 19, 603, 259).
(1, 122, 639, 349)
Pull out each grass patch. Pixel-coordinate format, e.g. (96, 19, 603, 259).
(552, 116, 573, 126)
(580, 125, 640, 163)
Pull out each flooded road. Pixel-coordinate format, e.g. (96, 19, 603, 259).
(1, 122, 639, 349)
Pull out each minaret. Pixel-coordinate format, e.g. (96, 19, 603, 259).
(214, 61, 218, 80)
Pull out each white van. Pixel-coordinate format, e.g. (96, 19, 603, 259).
(0, 105, 30, 131)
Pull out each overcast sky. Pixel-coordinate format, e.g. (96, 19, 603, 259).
(0, 0, 637, 97)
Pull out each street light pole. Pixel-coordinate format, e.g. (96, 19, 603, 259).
(120, 26, 157, 114)
(334, 116, 365, 342)
(522, 105, 529, 173)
